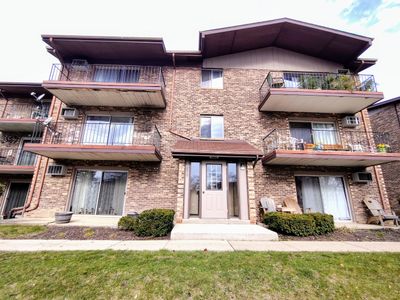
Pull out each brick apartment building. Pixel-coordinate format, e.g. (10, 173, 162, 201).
(368, 97, 400, 214)
(1, 18, 400, 224)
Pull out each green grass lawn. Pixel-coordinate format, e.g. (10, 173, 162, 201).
(0, 225, 46, 238)
(0, 251, 399, 299)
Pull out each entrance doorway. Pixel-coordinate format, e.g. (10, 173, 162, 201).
(2, 182, 30, 219)
(187, 161, 244, 219)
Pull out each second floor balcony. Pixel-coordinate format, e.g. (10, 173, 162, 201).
(0, 103, 49, 132)
(0, 147, 37, 174)
(43, 63, 166, 108)
(262, 128, 400, 167)
(24, 122, 162, 161)
(259, 71, 384, 113)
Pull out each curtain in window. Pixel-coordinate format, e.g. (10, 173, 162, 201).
(93, 66, 140, 83)
(312, 123, 337, 145)
(96, 172, 127, 215)
(299, 176, 323, 213)
(319, 177, 351, 221)
(70, 171, 102, 215)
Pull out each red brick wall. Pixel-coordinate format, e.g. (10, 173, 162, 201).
(369, 102, 400, 213)
(25, 67, 390, 223)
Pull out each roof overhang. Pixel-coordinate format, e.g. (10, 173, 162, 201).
(199, 18, 374, 70)
(42, 35, 173, 65)
(171, 139, 262, 160)
(0, 82, 52, 99)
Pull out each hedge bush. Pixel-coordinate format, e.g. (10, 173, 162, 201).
(118, 216, 137, 231)
(263, 212, 334, 237)
(118, 209, 175, 237)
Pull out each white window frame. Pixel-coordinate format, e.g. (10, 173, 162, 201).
(201, 69, 223, 89)
(200, 115, 224, 139)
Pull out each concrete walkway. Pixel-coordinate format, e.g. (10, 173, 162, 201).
(1, 239, 400, 252)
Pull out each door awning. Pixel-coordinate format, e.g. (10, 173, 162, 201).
(171, 139, 262, 160)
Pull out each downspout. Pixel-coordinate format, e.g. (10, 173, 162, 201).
(394, 102, 400, 130)
(167, 52, 191, 140)
(9, 96, 57, 216)
(360, 110, 387, 210)
(25, 96, 62, 213)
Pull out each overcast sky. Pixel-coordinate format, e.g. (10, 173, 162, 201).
(1, 0, 399, 100)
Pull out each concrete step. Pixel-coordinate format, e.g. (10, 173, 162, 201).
(182, 218, 251, 224)
(171, 224, 279, 241)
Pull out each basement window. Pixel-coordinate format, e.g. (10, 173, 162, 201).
(201, 69, 223, 89)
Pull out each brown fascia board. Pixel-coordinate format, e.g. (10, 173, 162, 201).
(199, 17, 373, 47)
(368, 96, 400, 110)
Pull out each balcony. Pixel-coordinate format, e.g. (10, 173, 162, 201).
(43, 64, 166, 108)
(262, 129, 400, 167)
(24, 122, 162, 161)
(259, 71, 383, 113)
(0, 147, 37, 174)
(0, 104, 49, 132)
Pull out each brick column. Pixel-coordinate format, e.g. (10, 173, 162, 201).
(247, 162, 257, 224)
(175, 159, 185, 223)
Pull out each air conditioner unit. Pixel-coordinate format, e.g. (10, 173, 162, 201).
(47, 164, 66, 176)
(342, 116, 360, 128)
(352, 172, 373, 183)
(71, 59, 89, 71)
(61, 107, 79, 120)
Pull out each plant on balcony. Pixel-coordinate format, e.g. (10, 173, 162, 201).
(323, 74, 355, 91)
(298, 75, 323, 89)
(376, 143, 390, 153)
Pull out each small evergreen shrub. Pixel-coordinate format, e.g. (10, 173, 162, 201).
(134, 209, 175, 237)
(310, 213, 334, 235)
(118, 216, 137, 231)
(263, 212, 334, 237)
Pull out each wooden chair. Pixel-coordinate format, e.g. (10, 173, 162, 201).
(282, 197, 303, 214)
(363, 198, 399, 227)
(260, 197, 277, 214)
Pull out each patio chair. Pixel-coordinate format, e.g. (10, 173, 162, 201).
(260, 197, 277, 214)
(363, 198, 399, 227)
(282, 197, 303, 214)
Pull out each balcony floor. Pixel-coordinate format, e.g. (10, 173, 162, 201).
(0, 165, 35, 174)
(262, 149, 400, 167)
(0, 119, 41, 132)
(43, 81, 166, 108)
(24, 144, 162, 162)
(259, 88, 383, 113)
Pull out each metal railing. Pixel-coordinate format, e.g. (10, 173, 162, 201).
(0, 147, 37, 166)
(260, 71, 377, 101)
(0, 103, 49, 119)
(48, 63, 165, 87)
(263, 129, 392, 154)
(43, 122, 161, 149)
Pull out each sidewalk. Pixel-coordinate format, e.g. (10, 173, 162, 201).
(1, 239, 400, 252)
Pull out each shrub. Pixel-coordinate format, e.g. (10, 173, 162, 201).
(134, 209, 175, 237)
(263, 212, 334, 237)
(118, 216, 137, 231)
(310, 213, 334, 235)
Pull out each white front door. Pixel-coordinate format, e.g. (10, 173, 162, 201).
(201, 162, 228, 218)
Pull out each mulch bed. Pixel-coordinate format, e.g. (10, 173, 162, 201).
(279, 228, 400, 241)
(11, 226, 169, 240)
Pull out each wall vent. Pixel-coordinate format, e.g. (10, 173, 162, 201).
(352, 172, 373, 183)
(342, 116, 360, 128)
(47, 164, 66, 176)
(61, 107, 79, 120)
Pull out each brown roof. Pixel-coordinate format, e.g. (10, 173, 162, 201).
(171, 139, 262, 159)
(199, 18, 374, 70)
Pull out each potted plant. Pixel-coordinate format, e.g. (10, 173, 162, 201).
(55, 211, 73, 224)
(376, 144, 390, 153)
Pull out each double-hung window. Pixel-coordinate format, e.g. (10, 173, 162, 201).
(200, 115, 224, 139)
(201, 69, 223, 89)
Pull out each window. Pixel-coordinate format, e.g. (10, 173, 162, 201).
(201, 69, 223, 88)
(206, 164, 222, 190)
(93, 66, 140, 83)
(200, 115, 224, 139)
(289, 122, 338, 145)
(189, 162, 200, 216)
(82, 116, 133, 145)
(70, 170, 127, 215)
